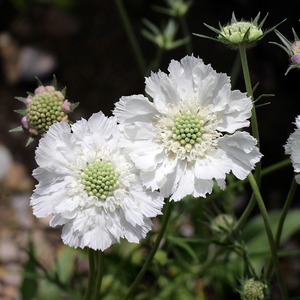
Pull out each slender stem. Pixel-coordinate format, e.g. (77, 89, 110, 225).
(234, 194, 257, 233)
(122, 198, 173, 300)
(83, 249, 96, 300)
(266, 177, 298, 277)
(239, 45, 260, 162)
(147, 47, 164, 75)
(275, 178, 298, 247)
(262, 158, 291, 176)
(179, 16, 193, 54)
(233, 150, 290, 233)
(248, 172, 289, 300)
(230, 52, 241, 89)
(93, 250, 105, 300)
(114, 0, 146, 76)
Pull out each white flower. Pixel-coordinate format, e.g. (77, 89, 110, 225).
(284, 115, 300, 184)
(30, 112, 164, 251)
(114, 55, 262, 201)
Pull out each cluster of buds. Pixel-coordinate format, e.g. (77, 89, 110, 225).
(11, 79, 79, 145)
(219, 21, 263, 45)
(240, 278, 269, 300)
(272, 29, 300, 75)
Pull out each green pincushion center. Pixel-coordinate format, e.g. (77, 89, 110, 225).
(81, 160, 119, 200)
(172, 113, 204, 147)
(27, 92, 66, 134)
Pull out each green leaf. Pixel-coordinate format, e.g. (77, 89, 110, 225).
(240, 209, 300, 272)
(20, 241, 38, 300)
(54, 246, 76, 283)
(167, 236, 199, 263)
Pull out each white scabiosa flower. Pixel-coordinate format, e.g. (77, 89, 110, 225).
(114, 55, 262, 201)
(284, 115, 300, 184)
(30, 112, 164, 251)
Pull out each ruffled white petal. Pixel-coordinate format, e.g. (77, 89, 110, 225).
(35, 122, 77, 173)
(285, 116, 300, 183)
(171, 164, 194, 201)
(194, 149, 232, 180)
(120, 122, 156, 141)
(129, 140, 164, 172)
(31, 187, 67, 218)
(145, 71, 180, 114)
(216, 90, 252, 133)
(114, 95, 158, 123)
(168, 56, 201, 99)
(218, 131, 262, 180)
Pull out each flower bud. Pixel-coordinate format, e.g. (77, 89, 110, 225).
(12, 79, 79, 145)
(241, 278, 268, 300)
(219, 21, 263, 45)
(210, 214, 235, 234)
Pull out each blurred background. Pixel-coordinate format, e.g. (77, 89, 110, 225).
(1, 0, 300, 299)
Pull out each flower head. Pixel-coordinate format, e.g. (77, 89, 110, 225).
(284, 115, 300, 184)
(11, 78, 79, 146)
(30, 112, 164, 251)
(272, 29, 300, 75)
(194, 12, 285, 49)
(114, 56, 262, 201)
(142, 19, 189, 51)
(152, 0, 193, 18)
(210, 213, 235, 234)
(240, 278, 269, 300)
(219, 21, 263, 45)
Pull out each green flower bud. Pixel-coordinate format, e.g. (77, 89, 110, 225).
(219, 21, 263, 44)
(11, 77, 79, 146)
(241, 278, 269, 300)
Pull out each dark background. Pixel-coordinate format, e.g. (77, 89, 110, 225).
(1, 0, 300, 219)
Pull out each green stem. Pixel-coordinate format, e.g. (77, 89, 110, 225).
(236, 45, 262, 241)
(239, 45, 260, 156)
(147, 47, 164, 75)
(248, 172, 289, 300)
(83, 249, 96, 300)
(233, 194, 257, 233)
(93, 250, 105, 300)
(230, 52, 241, 89)
(122, 198, 173, 300)
(266, 177, 298, 278)
(114, 0, 146, 76)
(233, 150, 290, 233)
(275, 178, 298, 247)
